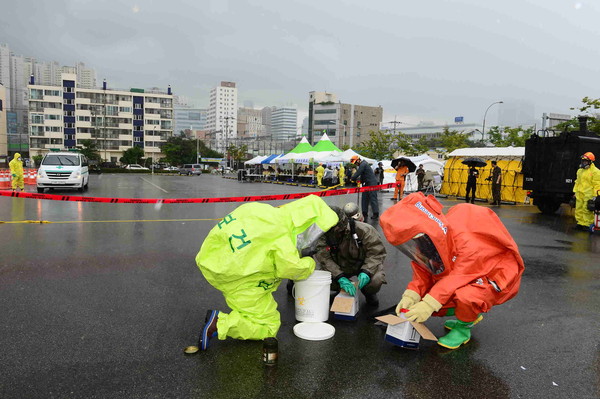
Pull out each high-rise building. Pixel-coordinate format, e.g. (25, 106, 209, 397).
(237, 107, 264, 139)
(271, 107, 297, 141)
(0, 84, 7, 157)
(261, 106, 273, 137)
(0, 44, 10, 108)
(206, 81, 237, 152)
(308, 91, 382, 148)
(28, 73, 173, 162)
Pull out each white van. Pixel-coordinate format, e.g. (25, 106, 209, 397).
(36, 151, 89, 193)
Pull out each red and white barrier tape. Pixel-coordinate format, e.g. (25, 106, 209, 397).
(0, 183, 395, 204)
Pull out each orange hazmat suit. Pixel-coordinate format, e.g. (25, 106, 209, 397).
(380, 192, 524, 322)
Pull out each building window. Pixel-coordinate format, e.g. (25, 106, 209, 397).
(134, 103, 142, 109)
(134, 136, 141, 142)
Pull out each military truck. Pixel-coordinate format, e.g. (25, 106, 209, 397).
(522, 116, 600, 214)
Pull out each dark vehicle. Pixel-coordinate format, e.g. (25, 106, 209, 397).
(522, 116, 600, 214)
(100, 162, 118, 168)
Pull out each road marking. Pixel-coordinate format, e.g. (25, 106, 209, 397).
(0, 218, 221, 224)
(140, 177, 169, 193)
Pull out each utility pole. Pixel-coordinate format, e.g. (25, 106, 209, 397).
(103, 79, 107, 162)
(388, 116, 402, 135)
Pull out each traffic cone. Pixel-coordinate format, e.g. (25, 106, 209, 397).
(0, 170, 10, 189)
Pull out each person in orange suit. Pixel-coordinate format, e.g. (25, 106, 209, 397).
(392, 160, 409, 201)
(379, 192, 524, 349)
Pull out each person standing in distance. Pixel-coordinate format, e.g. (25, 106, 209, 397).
(465, 165, 479, 204)
(9, 153, 24, 192)
(392, 160, 409, 201)
(350, 155, 380, 219)
(416, 165, 426, 191)
(573, 152, 600, 230)
(487, 161, 502, 206)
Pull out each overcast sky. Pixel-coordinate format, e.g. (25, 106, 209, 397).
(1, 0, 599, 128)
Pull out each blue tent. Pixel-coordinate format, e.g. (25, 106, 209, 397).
(260, 154, 284, 164)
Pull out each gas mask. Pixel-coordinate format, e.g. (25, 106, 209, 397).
(296, 223, 325, 257)
(396, 233, 445, 275)
(580, 159, 591, 169)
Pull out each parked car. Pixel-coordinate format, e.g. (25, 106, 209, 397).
(100, 162, 118, 168)
(124, 164, 150, 171)
(179, 164, 203, 175)
(163, 166, 179, 171)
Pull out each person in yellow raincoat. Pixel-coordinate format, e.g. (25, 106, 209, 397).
(338, 164, 345, 186)
(195, 195, 338, 350)
(573, 152, 600, 229)
(316, 163, 325, 186)
(9, 153, 24, 191)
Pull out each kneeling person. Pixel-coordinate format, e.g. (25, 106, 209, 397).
(314, 204, 387, 306)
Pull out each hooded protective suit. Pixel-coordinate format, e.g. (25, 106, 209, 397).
(573, 163, 600, 227)
(316, 165, 325, 186)
(314, 206, 387, 294)
(196, 195, 338, 340)
(380, 192, 524, 322)
(9, 153, 24, 190)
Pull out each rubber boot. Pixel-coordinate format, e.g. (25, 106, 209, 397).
(438, 319, 475, 349)
(444, 314, 483, 330)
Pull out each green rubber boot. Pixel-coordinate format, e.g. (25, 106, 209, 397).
(438, 319, 476, 349)
(444, 314, 483, 330)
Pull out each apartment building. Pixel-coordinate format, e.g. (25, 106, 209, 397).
(206, 81, 237, 152)
(0, 84, 6, 158)
(28, 73, 173, 162)
(308, 91, 382, 148)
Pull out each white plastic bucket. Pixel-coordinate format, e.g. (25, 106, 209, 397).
(292, 270, 332, 322)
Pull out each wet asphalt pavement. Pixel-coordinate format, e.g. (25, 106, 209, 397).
(1, 173, 599, 399)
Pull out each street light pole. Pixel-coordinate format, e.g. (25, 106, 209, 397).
(482, 101, 503, 144)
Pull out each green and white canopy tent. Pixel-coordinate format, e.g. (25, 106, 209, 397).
(276, 137, 315, 164)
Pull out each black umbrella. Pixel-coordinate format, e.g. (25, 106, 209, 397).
(461, 157, 487, 167)
(391, 157, 417, 172)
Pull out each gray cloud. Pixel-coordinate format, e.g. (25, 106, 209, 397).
(1, 0, 599, 126)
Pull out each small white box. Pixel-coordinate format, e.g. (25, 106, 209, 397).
(330, 286, 359, 321)
(375, 313, 438, 350)
(385, 313, 421, 349)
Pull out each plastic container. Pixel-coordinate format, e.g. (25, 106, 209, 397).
(292, 270, 332, 322)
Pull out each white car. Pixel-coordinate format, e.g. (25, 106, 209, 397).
(37, 151, 89, 193)
(163, 166, 179, 171)
(124, 164, 150, 170)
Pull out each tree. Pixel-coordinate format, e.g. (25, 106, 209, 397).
(392, 131, 429, 156)
(120, 147, 145, 165)
(354, 130, 396, 160)
(486, 126, 534, 147)
(439, 126, 470, 156)
(227, 143, 248, 169)
(77, 139, 101, 162)
(161, 137, 222, 166)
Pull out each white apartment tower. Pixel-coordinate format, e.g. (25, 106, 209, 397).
(206, 81, 237, 152)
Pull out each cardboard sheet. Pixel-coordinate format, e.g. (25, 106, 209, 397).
(375, 315, 407, 326)
(330, 296, 354, 313)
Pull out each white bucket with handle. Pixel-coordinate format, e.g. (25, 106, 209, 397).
(292, 270, 332, 322)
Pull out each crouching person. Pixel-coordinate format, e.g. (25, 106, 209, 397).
(195, 195, 338, 350)
(379, 192, 524, 349)
(313, 203, 387, 306)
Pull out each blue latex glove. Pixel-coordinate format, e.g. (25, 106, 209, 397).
(357, 272, 370, 289)
(338, 277, 356, 296)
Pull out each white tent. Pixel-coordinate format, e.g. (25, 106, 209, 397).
(340, 149, 377, 164)
(380, 155, 445, 192)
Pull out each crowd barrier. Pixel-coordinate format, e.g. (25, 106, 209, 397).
(0, 182, 395, 204)
(0, 169, 38, 189)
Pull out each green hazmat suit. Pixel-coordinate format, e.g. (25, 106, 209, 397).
(573, 163, 600, 226)
(196, 195, 338, 340)
(9, 153, 24, 190)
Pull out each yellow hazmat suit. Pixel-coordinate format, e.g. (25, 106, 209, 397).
(9, 153, 24, 191)
(574, 163, 600, 227)
(338, 165, 345, 186)
(196, 195, 338, 340)
(316, 164, 325, 186)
